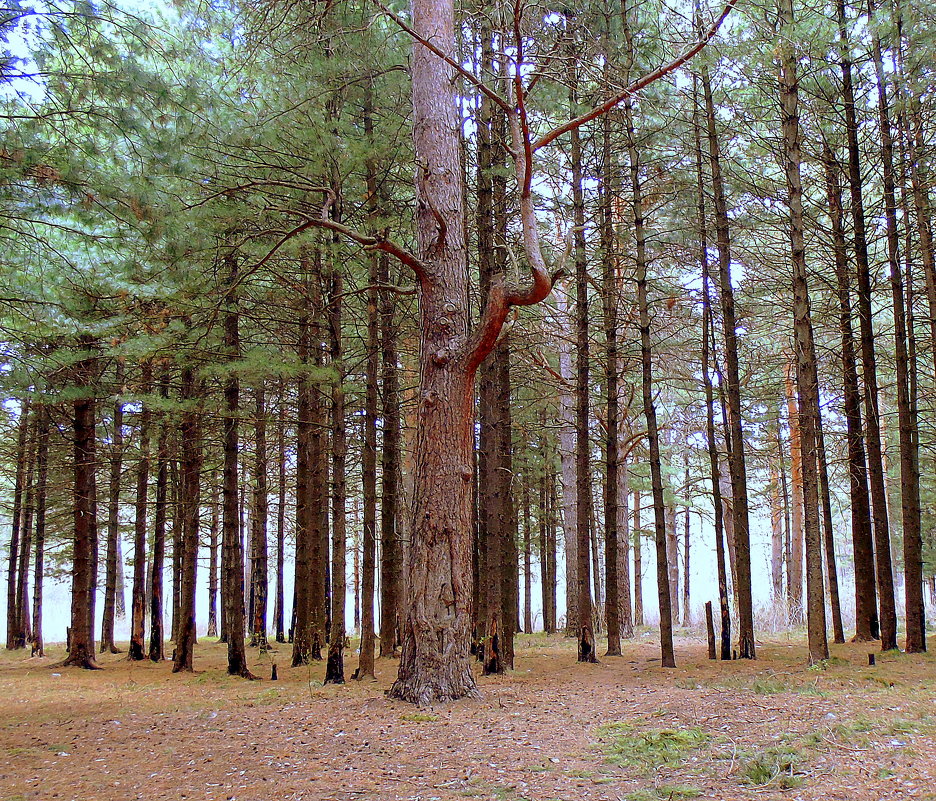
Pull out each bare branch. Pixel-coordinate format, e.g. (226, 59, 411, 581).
(531, 0, 739, 152)
(246, 207, 429, 285)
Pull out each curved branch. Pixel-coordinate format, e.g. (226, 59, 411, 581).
(531, 0, 739, 152)
(246, 208, 429, 285)
(465, 270, 555, 373)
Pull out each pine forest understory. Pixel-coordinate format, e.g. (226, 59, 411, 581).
(1, 0, 936, 795)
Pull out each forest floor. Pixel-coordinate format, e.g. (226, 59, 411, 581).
(0, 631, 934, 801)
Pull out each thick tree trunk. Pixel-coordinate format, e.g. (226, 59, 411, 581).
(101, 364, 124, 654)
(128, 363, 152, 660)
(173, 366, 202, 673)
(59, 345, 100, 669)
(702, 67, 755, 658)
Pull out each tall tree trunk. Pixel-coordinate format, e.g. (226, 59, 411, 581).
(173, 366, 202, 673)
(128, 363, 152, 660)
(309, 259, 328, 661)
(570, 63, 596, 664)
(222, 253, 255, 679)
(274, 394, 286, 644)
(556, 284, 578, 635)
(522, 472, 533, 634)
(783, 360, 805, 622)
(816, 414, 845, 644)
(378, 253, 402, 660)
(387, 0, 480, 701)
(293, 254, 315, 666)
(822, 144, 878, 641)
(665, 500, 680, 622)
(633, 491, 643, 627)
(694, 72, 731, 660)
(250, 383, 269, 650)
(325, 264, 347, 684)
(769, 453, 784, 602)
(170, 456, 181, 644)
(14, 411, 36, 649)
(546, 452, 558, 633)
(31, 404, 49, 657)
(615, 450, 633, 639)
(477, 26, 511, 674)
(59, 343, 100, 669)
(149, 370, 170, 663)
(624, 81, 674, 667)
(207, 474, 220, 638)
(357, 84, 382, 679)
(870, 3, 924, 654)
(779, 0, 828, 662)
(6, 400, 29, 650)
(836, 0, 897, 651)
(101, 363, 124, 654)
(702, 66, 755, 658)
(600, 101, 620, 656)
(682, 459, 691, 628)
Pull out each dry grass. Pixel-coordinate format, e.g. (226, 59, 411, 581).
(0, 634, 934, 800)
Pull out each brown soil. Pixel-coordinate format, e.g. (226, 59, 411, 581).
(0, 632, 933, 800)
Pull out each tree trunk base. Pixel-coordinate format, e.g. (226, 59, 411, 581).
(388, 669, 480, 706)
(55, 648, 102, 670)
(738, 633, 756, 659)
(324, 651, 345, 685)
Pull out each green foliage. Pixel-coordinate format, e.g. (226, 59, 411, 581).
(596, 724, 710, 773)
(738, 745, 805, 789)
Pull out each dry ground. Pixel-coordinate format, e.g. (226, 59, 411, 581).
(0, 631, 934, 801)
